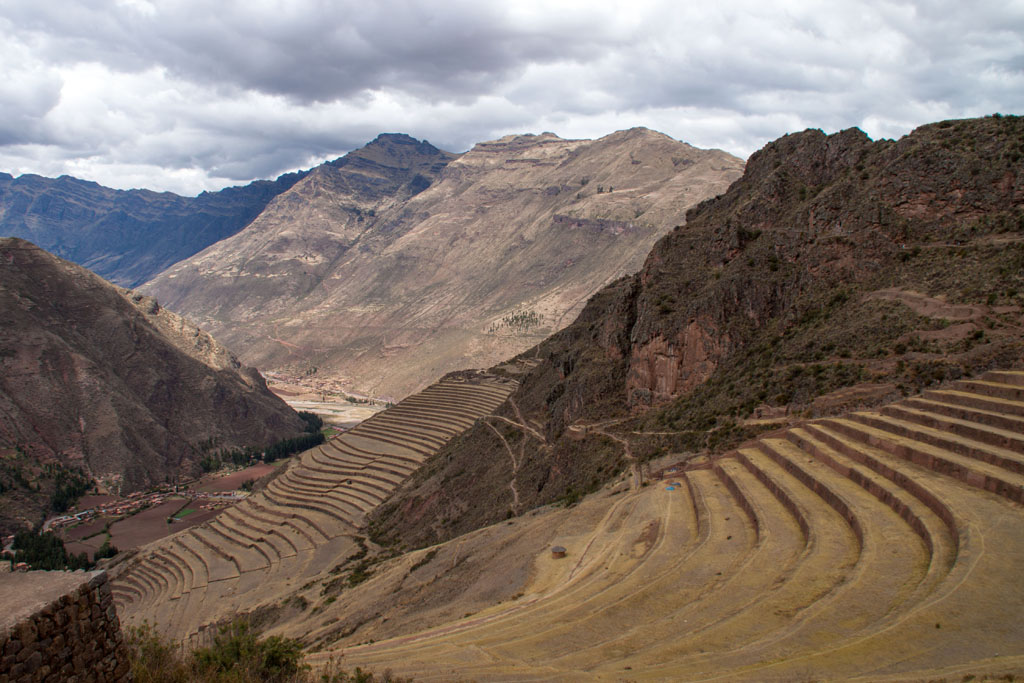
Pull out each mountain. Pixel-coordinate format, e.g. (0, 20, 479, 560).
(0, 238, 306, 533)
(142, 129, 744, 399)
(368, 115, 1024, 549)
(0, 169, 306, 287)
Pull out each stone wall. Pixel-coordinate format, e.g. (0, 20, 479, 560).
(0, 570, 131, 682)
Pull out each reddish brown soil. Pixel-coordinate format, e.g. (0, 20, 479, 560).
(107, 500, 187, 549)
(70, 495, 118, 512)
(174, 509, 220, 531)
(62, 517, 115, 542)
(197, 463, 277, 492)
(65, 536, 105, 557)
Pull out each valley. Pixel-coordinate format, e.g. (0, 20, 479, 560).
(2, 115, 1022, 682)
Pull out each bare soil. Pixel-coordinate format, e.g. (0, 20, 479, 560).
(107, 500, 188, 549)
(197, 464, 277, 492)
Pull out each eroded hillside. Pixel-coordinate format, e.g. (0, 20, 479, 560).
(369, 115, 1024, 550)
(143, 129, 743, 398)
(0, 239, 306, 533)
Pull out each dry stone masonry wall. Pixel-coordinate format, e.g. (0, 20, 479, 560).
(0, 571, 131, 683)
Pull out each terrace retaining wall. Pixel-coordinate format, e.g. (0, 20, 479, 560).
(0, 570, 131, 682)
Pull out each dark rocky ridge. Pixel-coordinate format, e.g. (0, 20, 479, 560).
(0, 168, 306, 287)
(0, 238, 306, 533)
(369, 115, 1024, 550)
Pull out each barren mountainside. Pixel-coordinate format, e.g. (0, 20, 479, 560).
(0, 238, 306, 534)
(0, 169, 306, 287)
(143, 129, 744, 398)
(369, 115, 1024, 549)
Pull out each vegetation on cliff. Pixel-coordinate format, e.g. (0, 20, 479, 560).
(369, 115, 1024, 550)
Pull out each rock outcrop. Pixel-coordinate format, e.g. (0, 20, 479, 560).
(143, 129, 744, 399)
(0, 238, 305, 533)
(369, 115, 1024, 549)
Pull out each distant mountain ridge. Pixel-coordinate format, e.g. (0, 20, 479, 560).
(0, 168, 307, 287)
(0, 238, 306, 534)
(143, 128, 744, 398)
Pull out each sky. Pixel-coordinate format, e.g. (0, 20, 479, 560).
(1, 0, 1022, 195)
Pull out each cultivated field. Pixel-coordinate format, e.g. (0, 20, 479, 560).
(112, 368, 1024, 679)
(303, 369, 1024, 680)
(110, 372, 518, 641)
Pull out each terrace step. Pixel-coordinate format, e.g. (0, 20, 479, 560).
(547, 464, 804, 668)
(851, 411, 1024, 476)
(954, 379, 1024, 402)
(823, 417, 1024, 504)
(186, 527, 243, 579)
(172, 537, 211, 589)
(206, 517, 275, 569)
(802, 422, 960, 552)
(261, 484, 358, 530)
(922, 389, 1024, 418)
(217, 508, 295, 560)
(982, 370, 1024, 387)
(900, 396, 1024, 433)
(880, 403, 1024, 454)
(244, 498, 322, 549)
(784, 427, 957, 583)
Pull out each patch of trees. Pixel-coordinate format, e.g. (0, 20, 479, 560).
(298, 410, 324, 433)
(46, 464, 92, 513)
(487, 309, 544, 334)
(10, 529, 91, 571)
(201, 432, 327, 472)
(264, 432, 325, 463)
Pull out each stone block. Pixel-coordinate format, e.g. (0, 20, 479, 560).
(4, 639, 21, 657)
(15, 641, 35, 663)
(16, 621, 37, 646)
(23, 649, 41, 674)
(112, 659, 129, 678)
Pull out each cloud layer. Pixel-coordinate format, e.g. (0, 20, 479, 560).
(2, 0, 1022, 194)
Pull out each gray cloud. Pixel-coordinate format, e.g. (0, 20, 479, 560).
(1, 0, 1022, 194)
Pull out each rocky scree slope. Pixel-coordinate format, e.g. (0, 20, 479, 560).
(0, 238, 306, 533)
(143, 129, 743, 399)
(0, 169, 306, 287)
(369, 115, 1024, 550)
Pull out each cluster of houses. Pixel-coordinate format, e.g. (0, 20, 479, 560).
(46, 489, 175, 532)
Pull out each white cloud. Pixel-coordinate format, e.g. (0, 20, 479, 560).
(1, 0, 1022, 194)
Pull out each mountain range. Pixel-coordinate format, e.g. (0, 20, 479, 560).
(0, 169, 305, 287)
(142, 130, 744, 398)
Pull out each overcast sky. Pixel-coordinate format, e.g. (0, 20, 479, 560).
(2, 0, 1022, 195)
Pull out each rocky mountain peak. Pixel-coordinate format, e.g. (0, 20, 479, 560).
(143, 129, 745, 399)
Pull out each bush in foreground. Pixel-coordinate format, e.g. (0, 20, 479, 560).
(127, 620, 411, 682)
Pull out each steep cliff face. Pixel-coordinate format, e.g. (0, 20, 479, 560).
(369, 115, 1024, 549)
(143, 129, 744, 399)
(0, 169, 305, 287)
(0, 238, 306, 533)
